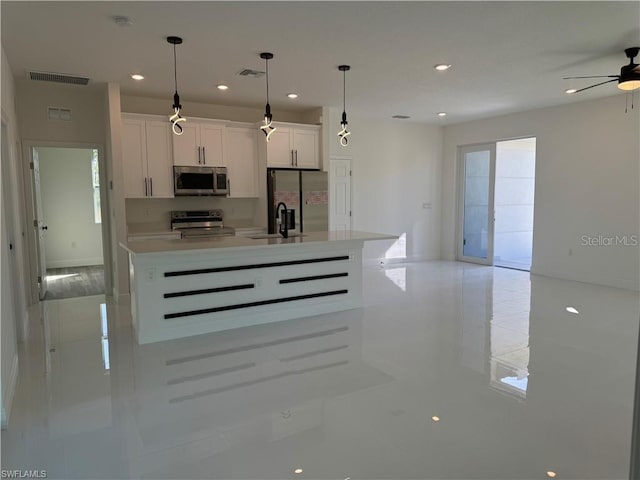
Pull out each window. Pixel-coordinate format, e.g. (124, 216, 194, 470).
(91, 149, 101, 224)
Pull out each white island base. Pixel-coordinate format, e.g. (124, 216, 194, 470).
(122, 231, 394, 344)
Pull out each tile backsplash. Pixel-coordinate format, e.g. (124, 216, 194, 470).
(126, 197, 260, 226)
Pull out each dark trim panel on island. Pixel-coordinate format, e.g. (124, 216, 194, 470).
(165, 289, 349, 319)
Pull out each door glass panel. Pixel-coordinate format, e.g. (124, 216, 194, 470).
(463, 149, 491, 259)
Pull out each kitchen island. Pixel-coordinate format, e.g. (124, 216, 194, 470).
(121, 231, 395, 344)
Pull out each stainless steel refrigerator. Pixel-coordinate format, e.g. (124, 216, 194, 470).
(267, 168, 329, 234)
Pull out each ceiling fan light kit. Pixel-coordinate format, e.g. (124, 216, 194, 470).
(563, 46, 640, 94)
(618, 47, 640, 91)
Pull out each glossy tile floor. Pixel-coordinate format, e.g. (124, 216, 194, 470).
(2, 261, 639, 479)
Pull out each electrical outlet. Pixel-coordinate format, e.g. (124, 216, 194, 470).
(146, 268, 156, 282)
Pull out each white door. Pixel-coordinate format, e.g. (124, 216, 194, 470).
(31, 149, 48, 299)
(172, 121, 200, 166)
(329, 158, 352, 233)
(266, 127, 293, 168)
(199, 123, 224, 167)
(122, 118, 147, 198)
(457, 144, 496, 265)
(293, 129, 319, 169)
(226, 127, 258, 198)
(145, 120, 174, 198)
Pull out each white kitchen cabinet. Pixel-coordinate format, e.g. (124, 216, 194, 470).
(172, 119, 224, 166)
(122, 115, 173, 198)
(225, 127, 259, 198)
(266, 123, 320, 169)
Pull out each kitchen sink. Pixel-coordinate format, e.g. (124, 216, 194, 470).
(248, 233, 307, 239)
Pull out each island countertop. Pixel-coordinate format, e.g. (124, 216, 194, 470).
(120, 230, 396, 255)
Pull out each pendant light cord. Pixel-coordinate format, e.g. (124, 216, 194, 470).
(343, 69, 346, 114)
(173, 44, 178, 94)
(265, 58, 270, 104)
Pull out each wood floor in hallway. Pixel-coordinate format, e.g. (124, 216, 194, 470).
(44, 265, 105, 300)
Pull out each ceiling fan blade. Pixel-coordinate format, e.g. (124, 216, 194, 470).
(573, 79, 618, 93)
(563, 75, 619, 79)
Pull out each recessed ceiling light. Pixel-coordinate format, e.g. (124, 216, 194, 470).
(431, 416, 440, 422)
(130, 74, 144, 81)
(566, 306, 579, 314)
(565, 88, 577, 94)
(546, 471, 557, 478)
(434, 64, 451, 71)
(294, 468, 303, 474)
(437, 112, 447, 117)
(287, 93, 299, 99)
(217, 84, 229, 90)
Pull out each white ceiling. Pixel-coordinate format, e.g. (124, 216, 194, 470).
(2, 1, 639, 124)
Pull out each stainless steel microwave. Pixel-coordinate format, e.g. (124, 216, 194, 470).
(173, 166, 228, 196)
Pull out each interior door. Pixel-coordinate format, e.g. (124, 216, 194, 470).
(458, 144, 496, 265)
(329, 158, 352, 233)
(31, 148, 48, 299)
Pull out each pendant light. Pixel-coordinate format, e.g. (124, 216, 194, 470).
(259, 52, 277, 142)
(337, 65, 351, 147)
(167, 36, 186, 135)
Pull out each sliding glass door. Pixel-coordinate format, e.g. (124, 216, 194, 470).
(458, 144, 496, 265)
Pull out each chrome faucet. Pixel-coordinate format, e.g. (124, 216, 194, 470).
(275, 202, 289, 238)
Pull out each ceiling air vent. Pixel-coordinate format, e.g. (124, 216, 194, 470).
(29, 70, 90, 86)
(392, 115, 411, 119)
(237, 68, 265, 78)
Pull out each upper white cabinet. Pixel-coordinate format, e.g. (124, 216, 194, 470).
(225, 127, 259, 198)
(266, 123, 320, 169)
(122, 115, 173, 198)
(172, 120, 225, 166)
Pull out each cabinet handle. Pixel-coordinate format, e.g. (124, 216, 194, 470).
(202, 146, 206, 164)
(150, 177, 153, 197)
(291, 150, 294, 166)
(227, 179, 231, 196)
(144, 177, 148, 197)
(197, 146, 201, 164)
(295, 150, 298, 166)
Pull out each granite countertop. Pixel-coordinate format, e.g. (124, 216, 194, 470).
(120, 230, 397, 255)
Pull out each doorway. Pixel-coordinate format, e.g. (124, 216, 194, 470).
(457, 138, 536, 271)
(30, 146, 106, 300)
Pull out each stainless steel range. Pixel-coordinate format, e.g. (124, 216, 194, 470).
(171, 210, 235, 238)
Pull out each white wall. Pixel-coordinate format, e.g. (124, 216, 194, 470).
(325, 108, 442, 264)
(1, 45, 23, 428)
(37, 147, 103, 268)
(17, 81, 106, 144)
(442, 94, 640, 291)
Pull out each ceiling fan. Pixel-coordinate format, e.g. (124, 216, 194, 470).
(564, 47, 640, 93)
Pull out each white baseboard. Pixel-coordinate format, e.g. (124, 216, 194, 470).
(114, 292, 131, 304)
(1, 354, 19, 430)
(46, 257, 103, 269)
